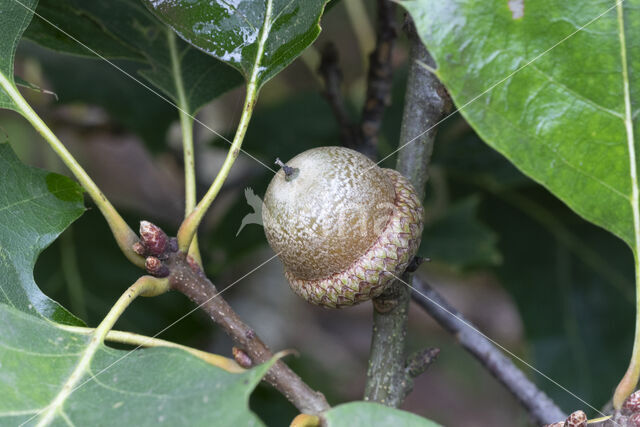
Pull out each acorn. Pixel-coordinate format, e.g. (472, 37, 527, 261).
(262, 146, 424, 308)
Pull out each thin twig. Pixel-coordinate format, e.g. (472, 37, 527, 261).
(318, 0, 397, 159)
(364, 17, 449, 407)
(318, 42, 360, 149)
(359, 0, 397, 159)
(165, 252, 330, 414)
(405, 347, 440, 379)
(411, 275, 567, 424)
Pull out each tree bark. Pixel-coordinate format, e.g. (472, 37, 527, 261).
(364, 18, 449, 406)
(166, 252, 330, 414)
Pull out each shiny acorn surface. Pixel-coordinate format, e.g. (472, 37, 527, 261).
(262, 146, 424, 308)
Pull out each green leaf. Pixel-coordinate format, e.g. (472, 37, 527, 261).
(403, 1, 640, 255)
(0, 0, 37, 112)
(431, 126, 636, 409)
(143, 0, 328, 88)
(0, 142, 85, 325)
(24, 0, 243, 114)
(491, 192, 635, 409)
(419, 196, 502, 270)
(322, 402, 441, 426)
(0, 303, 272, 426)
(23, 0, 143, 61)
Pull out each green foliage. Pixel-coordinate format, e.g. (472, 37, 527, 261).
(323, 402, 441, 426)
(0, 142, 84, 325)
(0, 0, 37, 112)
(428, 126, 636, 409)
(0, 143, 280, 424)
(404, 0, 640, 255)
(419, 196, 501, 270)
(404, 0, 640, 408)
(143, 0, 328, 88)
(24, 0, 243, 115)
(487, 186, 634, 409)
(0, 303, 274, 426)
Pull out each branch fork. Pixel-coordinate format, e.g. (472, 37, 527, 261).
(131, 220, 330, 414)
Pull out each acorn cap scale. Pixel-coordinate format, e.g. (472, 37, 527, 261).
(262, 146, 424, 308)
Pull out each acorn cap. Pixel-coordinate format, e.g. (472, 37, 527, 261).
(263, 147, 424, 308)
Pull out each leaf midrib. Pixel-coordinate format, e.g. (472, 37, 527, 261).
(0, 189, 76, 214)
(248, 0, 273, 87)
(616, 0, 640, 259)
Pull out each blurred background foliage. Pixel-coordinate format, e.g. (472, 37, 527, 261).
(1, 1, 634, 425)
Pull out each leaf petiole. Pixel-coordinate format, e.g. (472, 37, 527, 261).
(168, 30, 203, 266)
(35, 276, 168, 426)
(176, 0, 274, 252)
(58, 325, 244, 373)
(0, 73, 145, 268)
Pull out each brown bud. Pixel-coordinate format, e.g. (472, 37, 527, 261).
(145, 256, 169, 278)
(623, 390, 640, 414)
(232, 347, 252, 368)
(565, 410, 586, 427)
(168, 237, 178, 253)
(139, 221, 168, 256)
(132, 241, 147, 256)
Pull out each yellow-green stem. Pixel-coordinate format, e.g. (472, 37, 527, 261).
(168, 30, 202, 265)
(0, 74, 144, 268)
(58, 325, 243, 373)
(614, 0, 640, 409)
(614, 253, 640, 409)
(177, 81, 259, 252)
(36, 276, 168, 426)
(587, 415, 611, 424)
(177, 0, 272, 252)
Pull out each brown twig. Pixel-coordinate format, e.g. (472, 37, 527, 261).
(165, 251, 330, 414)
(358, 0, 397, 159)
(318, 42, 360, 149)
(318, 0, 397, 160)
(405, 347, 440, 379)
(399, 347, 440, 402)
(364, 17, 449, 407)
(411, 275, 567, 424)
